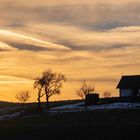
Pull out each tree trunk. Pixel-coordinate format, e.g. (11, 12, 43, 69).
(22, 103, 25, 114)
(46, 96, 49, 112)
(85, 101, 87, 112)
(37, 96, 42, 112)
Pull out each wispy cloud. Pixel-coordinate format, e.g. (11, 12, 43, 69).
(1, 0, 140, 30)
(27, 24, 140, 51)
(0, 75, 31, 84)
(0, 29, 70, 51)
(0, 41, 17, 51)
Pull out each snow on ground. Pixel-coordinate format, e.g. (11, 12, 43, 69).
(0, 106, 22, 120)
(0, 106, 20, 113)
(0, 111, 23, 120)
(0, 102, 140, 120)
(53, 102, 84, 110)
(50, 102, 140, 114)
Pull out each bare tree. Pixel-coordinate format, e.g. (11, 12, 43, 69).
(76, 81, 95, 100)
(76, 81, 94, 111)
(16, 91, 30, 110)
(34, 77, 45, 112)
(34, 69, 66, 111)
(103, 91, 111, 98)
(43, 70, 66, 111)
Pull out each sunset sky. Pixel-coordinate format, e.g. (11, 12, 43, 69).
(0, 0, 140, 102)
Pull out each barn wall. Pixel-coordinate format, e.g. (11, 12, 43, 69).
(120, 89, 133, 97)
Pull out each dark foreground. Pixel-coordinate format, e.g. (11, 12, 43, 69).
(0, 109, 140, 140)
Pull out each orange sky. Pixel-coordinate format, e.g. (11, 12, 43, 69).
(0, 0, 140, 102)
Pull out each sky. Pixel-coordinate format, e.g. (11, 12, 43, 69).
(0, 0, 140, 102)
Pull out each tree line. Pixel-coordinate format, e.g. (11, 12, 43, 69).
(16, 69, 111, 112)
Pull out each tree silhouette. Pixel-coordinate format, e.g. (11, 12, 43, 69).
(76, 81, 95, 100)
(34, 69, 66, 112)
(76, 81, 94, 110)
(43, 70, 66, 111)
(34, 77, 45, 112)
(103, 91, 111, 98)
(16, 90, 30, 110)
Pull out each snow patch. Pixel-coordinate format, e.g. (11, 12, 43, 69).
(0, 111, 22, 120)
(50, 102, 140, 114)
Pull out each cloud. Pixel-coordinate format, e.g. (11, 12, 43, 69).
(26, 24, 140, 52)
(0, 74, 31, 84)
(0, 0, 140, 30)
(0, 47, 140, 101)
(69, 76, 118, 83)
(46, 0, 140, 30)
(0, 41, 17, 51)
(0, 29, 70, 51)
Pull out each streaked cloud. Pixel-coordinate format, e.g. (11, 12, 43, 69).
(0, 41, 17, 51)
(26, 24, 140, 51)
(0, 75, 31, 84)
(0, 0, 140, 30)
(0, 29, 70, 51)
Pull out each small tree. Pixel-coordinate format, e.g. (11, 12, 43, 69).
(34, 69, 66, 112)
(42, 70, 66, 111)
(16, 91, 30, 110)
(103, 91, 111, 98)
(76, 81, 94, 111)
(76, 81, 95, 100)
(34, 77, 45, 112)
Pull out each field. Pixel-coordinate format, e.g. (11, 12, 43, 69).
(0, 110, 140, 140)
(0, 98, 140, 140)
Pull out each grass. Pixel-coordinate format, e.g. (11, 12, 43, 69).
(0, 109, 140, 139)
(1, 109, 140, 126)
(0, 101, 18, 108)
(0, 99, 81, 115)
(0, 97, 140, 116)
(0, 98, 140, 139)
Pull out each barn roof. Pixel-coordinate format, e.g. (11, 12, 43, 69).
(117, 75, 140, 89)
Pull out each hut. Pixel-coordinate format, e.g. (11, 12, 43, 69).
(85, 93, 99, 106)
(117, 75, 140, 97)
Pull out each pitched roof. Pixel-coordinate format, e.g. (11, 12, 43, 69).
(117, 75, 140, 89)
